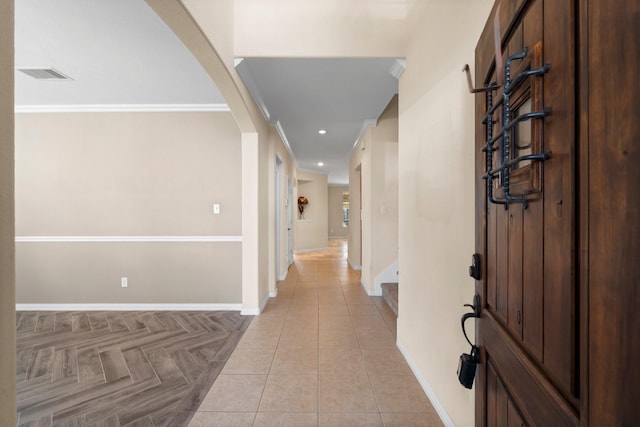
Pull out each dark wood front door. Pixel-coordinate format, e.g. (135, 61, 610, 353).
(474, 1, 578, 425)
(473, 1, 640, 426)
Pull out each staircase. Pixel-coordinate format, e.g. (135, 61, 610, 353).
(381, 282, 398, 316)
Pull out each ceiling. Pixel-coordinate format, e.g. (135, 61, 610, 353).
(236, 58, 400, 184)
(15, 0, 224, 106)
(15, 0, 400, 185)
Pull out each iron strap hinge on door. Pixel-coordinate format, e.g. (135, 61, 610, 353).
(464, 46, 552, 209)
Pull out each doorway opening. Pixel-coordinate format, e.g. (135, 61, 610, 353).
(342, 192, 350, 228)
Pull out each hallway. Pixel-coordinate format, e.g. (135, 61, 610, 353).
(190, 240, 442, 426)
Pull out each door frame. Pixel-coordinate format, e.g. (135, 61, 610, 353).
(286, 175, 293, 268)
(275, 155, 283, 281)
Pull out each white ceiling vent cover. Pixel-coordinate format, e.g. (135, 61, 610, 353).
(18, 68, 72, 80)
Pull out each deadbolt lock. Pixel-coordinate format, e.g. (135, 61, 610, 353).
(469, 253, 481, 280)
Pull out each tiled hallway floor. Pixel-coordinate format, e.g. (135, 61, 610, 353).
(189, 240, 443, 426)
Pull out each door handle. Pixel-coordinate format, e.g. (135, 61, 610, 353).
(461, 294, 481, 347)
(458, 294, 481, 389)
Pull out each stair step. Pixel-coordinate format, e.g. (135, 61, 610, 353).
(381, 282, 398, 316)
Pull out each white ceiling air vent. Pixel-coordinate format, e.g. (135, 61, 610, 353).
(18, 68, 72, 80)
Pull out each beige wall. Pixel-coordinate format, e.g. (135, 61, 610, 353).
(397, 2, 492, 426)
(348, 166, 362, 270)
(294, 171, 328, 252)
(15, 112, 243, 304)
(148, 0, 273, 314)
(148, 0, 303, 312)
(349, 97, 399, 294)
(350, 130, 370, 282)
(257, 129, 271, 304)
(371, 98, 399, 292)
(0, 0, 15, 423)
(328, 185, 348, 238)
(233, 0, 405, 58)
(16, 243, 241, 304)
(181, 0, 234, 71)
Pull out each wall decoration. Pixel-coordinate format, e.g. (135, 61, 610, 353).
(298, 196, 309, 219)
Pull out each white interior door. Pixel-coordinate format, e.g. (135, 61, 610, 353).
(287, 176, 293, 267)
(275, 156, 283, 279)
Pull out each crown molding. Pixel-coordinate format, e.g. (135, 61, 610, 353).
(234, 58, 275, 124)
(346, 118, 378, 159)
(296, 167, 329, 177)
(14, 104, 230, 113)
(275, 120, 299, 168)
(389, 59, 406, 79)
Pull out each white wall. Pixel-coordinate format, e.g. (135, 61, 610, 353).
(368, 97, 399, 294)
(397, 2, 493, 426)
(15, 112, 243, 305)
(294, 171, 329, 253)
(349, 96, 399, 295)
(270, 129, 297, 286)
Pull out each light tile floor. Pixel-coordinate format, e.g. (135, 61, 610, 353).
(189, 240, 444, 427)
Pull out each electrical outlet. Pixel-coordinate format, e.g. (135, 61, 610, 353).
(121, 277, 128, 288)
(213, 203, 221, 214)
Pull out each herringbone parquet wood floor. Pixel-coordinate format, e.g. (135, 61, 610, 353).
(15, 310, 252, 427)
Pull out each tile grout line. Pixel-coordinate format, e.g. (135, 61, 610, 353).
(192, 240, 418, 425)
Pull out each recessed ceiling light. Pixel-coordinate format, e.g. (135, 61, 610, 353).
(318, 162, 324, 167)
(318, 129, 327, 135)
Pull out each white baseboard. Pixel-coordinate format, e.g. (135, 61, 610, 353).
(348, 258, 362, 271)
(260, 292, 271, 312)
(16, 303, 242, 311)
(366, 287, 382, 297)
(278, 268, 288, 282)
(358, 277, 382, 296)
(269, 289, 278, 298)
(374, 260, 399, 295)
(241, 292, 271, 316)
(396, 339, 455, 427)
(293, 246, 328, 254)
